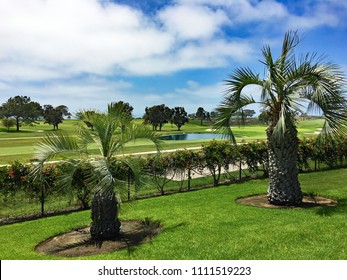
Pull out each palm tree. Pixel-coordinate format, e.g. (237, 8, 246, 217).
(215, 31, 347, 206)
(31, 103, 161, 240)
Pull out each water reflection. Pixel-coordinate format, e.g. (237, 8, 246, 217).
(159, 133, 224, 141)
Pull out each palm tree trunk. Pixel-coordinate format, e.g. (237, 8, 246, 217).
(266, 124, 303, 206)
(90, 191, 121, 240)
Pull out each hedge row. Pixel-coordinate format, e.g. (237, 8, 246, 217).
(1, 137, 347, 216)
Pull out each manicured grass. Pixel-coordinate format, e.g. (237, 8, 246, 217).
(1, 168, 346, 260)
(0, 118, 324, 165)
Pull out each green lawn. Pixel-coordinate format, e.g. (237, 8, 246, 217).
(0, 118, 324, 165)
(1, 168, 346, 260)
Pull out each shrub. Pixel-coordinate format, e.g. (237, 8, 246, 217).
(0, 161, 30, 203)
(142, 154, 176, 195)
(25, 164, 59, 215)
(238, 141, 268, 177)
(169, 149, 200, 191)
(201, 140, 232, 186)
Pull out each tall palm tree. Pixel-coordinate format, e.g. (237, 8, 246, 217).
(31, 103, 161, 240)
(215, 31, 347, 206)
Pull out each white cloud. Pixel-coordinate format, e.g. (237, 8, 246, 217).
(123, 39, 254, 75)
(158, 4, 229, 40)
(175, 0, 343, 31)
(170, 80, 226, 113)
(0, 0, 173, 80)
(0, 0, 343, 82)
(283, 0, 341, 30)
(0, 0, 345, 117)
(174, 0, 288, 24)
(0, 75, 134, 114)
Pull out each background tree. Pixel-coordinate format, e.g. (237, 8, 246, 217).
(231, 109, 256, 125)
(2, 118, 16, 132)
(171, 107, 189, 131)
(243, 109, 256, 119)
(108, 101, 133, 131)
(210, 111, 218, 118)
(43, 105, 71, 130)
(111, 101, 133, 119)
(143, 104, 173, 131)
(76, 110, 96, 130)
(215, 30, 347, 206)
(258, 110, 270, 124)
(0, 95, 42, 131)
(196, 107, 207, 125)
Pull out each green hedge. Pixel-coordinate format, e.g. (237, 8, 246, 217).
(1, 137, 347, 218)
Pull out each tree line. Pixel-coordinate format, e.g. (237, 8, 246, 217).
(0, 95, 222, 132)
(0, 95, 71, 131)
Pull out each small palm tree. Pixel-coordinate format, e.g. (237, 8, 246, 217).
(215, 31, 347, 206)
(31, 103, 161, 240)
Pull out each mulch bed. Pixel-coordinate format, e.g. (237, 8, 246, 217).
(236, 194, 338, 208)
(35, 220, 162, 258)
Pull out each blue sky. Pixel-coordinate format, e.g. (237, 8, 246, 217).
(0, 0, 346, 117)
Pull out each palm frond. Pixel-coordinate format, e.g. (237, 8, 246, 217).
(53, 159, 86, 197)
(128, 124, 162, 152)
(214, 93, 256, 143)
(271, 102, 296, 140)
(301, 60, 347, 139)
(225, 67, 262, 97)
(281, 30, 300, 59)
(215, 66, 261, 143)
(34, 132, 80, 163)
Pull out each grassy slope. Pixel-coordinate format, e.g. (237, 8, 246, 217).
(1, 168, 346, 260)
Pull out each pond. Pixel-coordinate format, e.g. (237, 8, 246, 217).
(159, 133, 225, 141)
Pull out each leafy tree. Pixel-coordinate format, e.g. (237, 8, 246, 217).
(76, 102, 133, 132)
(108, 101, 134, 131)
(258, 110, 270, 124)
(231, 109, 256, 125)
(196, 107, 207, 125)
(2, 118, 16, 132)
(0, 96, 42, 131)
(171, 107, 189, 131)
(243, 109, 256, 118)
(111, 101, 133, 119)
(215, 31, 347, 206)
(31, 103, 161, 240)
(43, 105, 71, 130)
(210, 111, 218, 119)
(76, 110, 96, 130)
(143, 104, 173, 131)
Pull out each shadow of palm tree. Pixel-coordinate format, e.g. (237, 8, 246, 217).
(314, 198, 347, 216)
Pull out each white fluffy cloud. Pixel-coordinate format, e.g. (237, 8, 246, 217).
(174, 0, 342, 29)
(0, 0, 235, 81)
(0, 0, 175, 80)
(158, 4, 229, 40)
(0, 0, 345, 115)
(0, 0, 343, 81)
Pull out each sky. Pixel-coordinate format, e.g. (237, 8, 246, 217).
(0, 0, 346, 117)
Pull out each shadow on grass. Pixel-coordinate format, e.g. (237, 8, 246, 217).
(36, 219, 166, 258)
(314, 198, 347, 217)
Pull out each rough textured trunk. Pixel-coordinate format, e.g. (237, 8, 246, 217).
(266, 123, 303, 206)
(90, 191, 121, 240)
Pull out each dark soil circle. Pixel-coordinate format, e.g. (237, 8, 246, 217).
(35, 220, 162, 258)
(236, 194, 338, 208)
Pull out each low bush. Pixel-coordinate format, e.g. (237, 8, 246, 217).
(1, 137, 347, 218)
